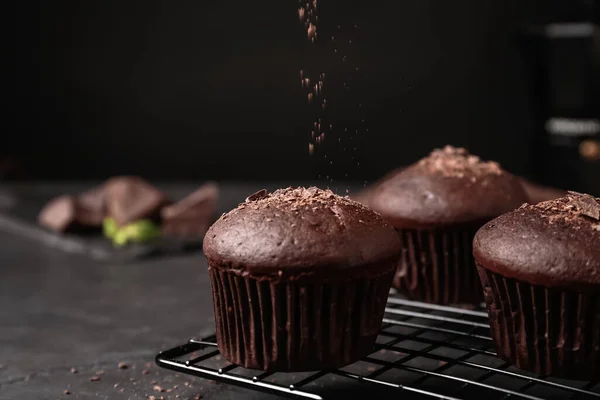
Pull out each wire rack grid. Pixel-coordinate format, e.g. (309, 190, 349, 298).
(156, 296, 600, 400)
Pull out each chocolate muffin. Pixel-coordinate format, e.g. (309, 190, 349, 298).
(367, 146, 528, 305)
(203, 187, 401, 371)
(474, 192, 600, 379)
(517, 177, 567, 204)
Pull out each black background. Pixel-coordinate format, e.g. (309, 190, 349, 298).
(10, 0, 548, 181)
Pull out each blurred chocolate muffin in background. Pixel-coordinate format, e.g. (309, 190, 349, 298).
(359, 146, 528, 305)
(354, 171, 566, 208)
(517, 177, 567, 204)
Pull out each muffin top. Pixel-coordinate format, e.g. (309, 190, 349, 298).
(203, 187, 401, 277)
(368, 146, 528, 228)
(473, 192, 600, 291)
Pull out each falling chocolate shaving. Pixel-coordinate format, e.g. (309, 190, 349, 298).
(246, 189, 268, 202)
(572, 194, 600, 220)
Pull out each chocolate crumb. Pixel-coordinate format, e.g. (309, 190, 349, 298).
(151, 380, 157, 385)
(70, 368, 77, 374)
(89, 376, 101, 382)
(193, 395, 203, 400)
(63, 390, 71, 395)
(153, 385, 165, 392)
(142, 369, 149, 375)
(129, 377, 136, 382)
(246, 189, 268, 202)
(114, 383, 119, 388)
(118, 361, 128, 369)
(95, 370, 104, 375)
(119, 388, 124, 393)
(148, 396, 156, 400)
(167, 389, 173, 393)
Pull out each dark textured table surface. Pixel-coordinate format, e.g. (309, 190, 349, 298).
(0, 182, 357, 400)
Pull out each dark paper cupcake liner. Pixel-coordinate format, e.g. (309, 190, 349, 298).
(393, 228, 483, 305)
(478, 266, 600, 380)
(208, 267, 394, 371)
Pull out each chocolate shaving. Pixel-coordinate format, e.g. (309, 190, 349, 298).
(572, 194, 600, 220)
(246, 189, 268, 202)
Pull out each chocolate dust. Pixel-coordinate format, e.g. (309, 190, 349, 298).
(297, 0, 366, 193)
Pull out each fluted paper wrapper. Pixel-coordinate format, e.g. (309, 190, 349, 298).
(478, 266, 600, 380)
(393, 228, 483, 305)
(208, 268, 394, 371)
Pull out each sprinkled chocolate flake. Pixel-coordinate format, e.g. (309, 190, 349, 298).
(417, 145, 503, 177)
(64, 389, 71, 395)
(118, 361, 128, 369)
(153, 385, 165, 392)
(89, 376, 101, 382)
(245, 189, 268, 202)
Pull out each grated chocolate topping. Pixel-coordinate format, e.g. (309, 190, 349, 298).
(416, 145, 503, 178)
(522, 191, 600, 224)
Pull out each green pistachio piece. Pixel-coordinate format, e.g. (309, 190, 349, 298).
(112, 229, 130, 247)
(121, 220, 160, 244)
(103, 218, 118, 239)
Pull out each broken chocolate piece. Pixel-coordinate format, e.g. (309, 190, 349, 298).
(38, 195, 77, 232)
(161, 182, 219, 238)
(572, 193, 600, 220)
(76, 183, 108, 226)
(245, 189, 267, 202)
(105, 177, 169, 226)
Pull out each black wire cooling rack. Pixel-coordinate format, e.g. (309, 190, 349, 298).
(156, 296, 600, 400)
